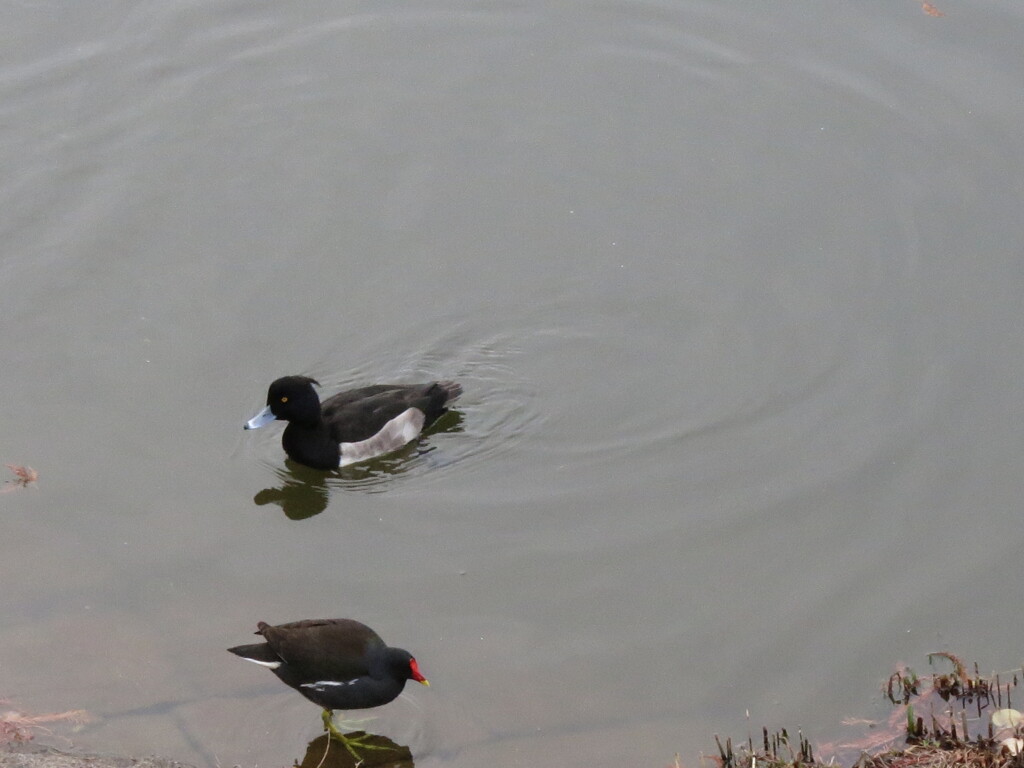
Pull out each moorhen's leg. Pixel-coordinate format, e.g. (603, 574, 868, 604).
(321, 710, 394, 759)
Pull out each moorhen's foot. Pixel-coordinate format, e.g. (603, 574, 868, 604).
(321, 710, 395, 759)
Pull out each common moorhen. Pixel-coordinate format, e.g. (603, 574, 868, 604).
(244, 376, 462, 470)
(228, 618, 428, 753)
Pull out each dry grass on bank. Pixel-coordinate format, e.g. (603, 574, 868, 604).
(695, 653, 1024, 768)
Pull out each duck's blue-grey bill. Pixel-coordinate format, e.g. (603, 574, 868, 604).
(245, 405, 276, 430)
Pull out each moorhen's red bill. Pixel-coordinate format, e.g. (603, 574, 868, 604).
(228, 618, 428, 748)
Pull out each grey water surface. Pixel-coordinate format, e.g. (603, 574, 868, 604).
(2, 2, 1024, 767)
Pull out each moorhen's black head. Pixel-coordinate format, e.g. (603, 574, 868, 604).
(379, 646, 428, 685)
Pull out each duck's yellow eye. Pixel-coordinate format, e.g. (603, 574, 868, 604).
(280, 396, 288, 403)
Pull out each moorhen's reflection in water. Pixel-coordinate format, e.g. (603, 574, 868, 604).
(295, 733, 414, 768)
(252, 411, 465, 519)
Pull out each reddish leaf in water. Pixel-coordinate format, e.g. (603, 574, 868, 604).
(921, 1, 945, 16)
(0, 701, 89, 743)
(2, 464, 38, 492)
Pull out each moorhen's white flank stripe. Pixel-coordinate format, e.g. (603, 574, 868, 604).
(302, 679, 361, 690)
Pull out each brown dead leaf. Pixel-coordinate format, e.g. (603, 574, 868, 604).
(2, 464, 38, 492)
(928, 651, 968, 683)
(0, 704, 89, 744)
(921, 2, 945, 17)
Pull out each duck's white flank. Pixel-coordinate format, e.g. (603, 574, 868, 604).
(338, 407, 425, 467)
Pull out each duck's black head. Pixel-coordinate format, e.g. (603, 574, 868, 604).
(265, 376, 323, 426)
